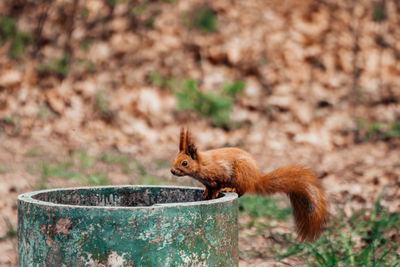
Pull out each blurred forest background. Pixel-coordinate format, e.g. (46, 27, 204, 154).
(0, 0, 400, 266)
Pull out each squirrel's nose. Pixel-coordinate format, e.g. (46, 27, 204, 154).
(170, 169, 176, 175)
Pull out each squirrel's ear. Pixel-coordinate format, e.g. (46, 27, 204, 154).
(187, 144, 198, 160)
(185, 129, 198, 160)
(179, 127, 186, 151)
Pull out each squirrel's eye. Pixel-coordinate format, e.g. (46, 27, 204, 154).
(182, 161, 188, 167)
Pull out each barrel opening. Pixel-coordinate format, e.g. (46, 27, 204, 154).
(32, 187, 205, 207)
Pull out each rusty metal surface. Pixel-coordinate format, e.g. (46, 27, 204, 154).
(18, 185, 238, 266)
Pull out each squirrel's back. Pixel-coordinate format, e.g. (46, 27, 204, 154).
(200, 147, 261, 191)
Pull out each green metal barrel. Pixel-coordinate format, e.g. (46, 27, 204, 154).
(18, 185, 238, 266)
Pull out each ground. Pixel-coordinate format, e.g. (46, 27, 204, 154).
(0, 0, 400, 265)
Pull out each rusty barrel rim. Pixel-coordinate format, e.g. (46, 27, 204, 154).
(18, 185, 238, 209)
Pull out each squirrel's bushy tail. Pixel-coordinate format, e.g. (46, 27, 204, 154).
(254, 166, 328, 241)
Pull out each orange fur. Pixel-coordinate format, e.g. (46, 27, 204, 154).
(171, 128, 328, 241)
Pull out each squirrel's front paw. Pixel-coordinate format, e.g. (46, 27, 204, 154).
(203, 188, 212, 200)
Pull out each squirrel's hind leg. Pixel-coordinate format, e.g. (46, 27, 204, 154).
(204, 187, 238, 200)
(212, 187, 238, 199)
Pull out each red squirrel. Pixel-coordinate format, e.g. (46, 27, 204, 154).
(170, 128, 328, 241)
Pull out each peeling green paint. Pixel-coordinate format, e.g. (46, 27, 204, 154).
(18, 185, 238, 266)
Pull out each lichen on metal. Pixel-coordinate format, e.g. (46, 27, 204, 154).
(18, 185, 238, 266)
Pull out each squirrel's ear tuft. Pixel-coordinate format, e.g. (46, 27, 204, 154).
(179, 127, 186, 151)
